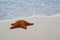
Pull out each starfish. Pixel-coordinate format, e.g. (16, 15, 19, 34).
(10, 20, 34, 29)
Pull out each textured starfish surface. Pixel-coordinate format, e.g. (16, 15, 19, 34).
(10, 20, 34, 29)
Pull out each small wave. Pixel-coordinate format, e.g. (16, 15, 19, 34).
(0, 0, 60, 22)
(0, 14, 60, 23)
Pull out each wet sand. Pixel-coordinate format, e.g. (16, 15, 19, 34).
(0, 17, 60, 40)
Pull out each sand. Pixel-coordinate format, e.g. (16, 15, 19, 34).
(0, 17, 60, 40)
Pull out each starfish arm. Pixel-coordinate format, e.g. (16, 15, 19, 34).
(20, 24, 27, 29)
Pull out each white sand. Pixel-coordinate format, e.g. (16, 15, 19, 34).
(0, 17, 60, 40)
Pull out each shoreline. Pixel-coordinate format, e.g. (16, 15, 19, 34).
(0, 16, 60, 23)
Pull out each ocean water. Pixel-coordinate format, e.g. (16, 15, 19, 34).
(0, 0, 60, 21)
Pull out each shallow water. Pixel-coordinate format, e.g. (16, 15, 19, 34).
(0, 0, 60, 20)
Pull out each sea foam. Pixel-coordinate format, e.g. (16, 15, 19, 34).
(0, 0, 60, 22)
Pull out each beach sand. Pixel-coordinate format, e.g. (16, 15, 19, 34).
(0, 17, 60, 40)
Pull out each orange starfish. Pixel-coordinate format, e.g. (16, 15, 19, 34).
(10, 20, 34, 29)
